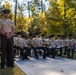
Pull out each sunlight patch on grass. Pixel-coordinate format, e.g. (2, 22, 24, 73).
(0, 65, 26, 75)
(0, 56, 26, 75)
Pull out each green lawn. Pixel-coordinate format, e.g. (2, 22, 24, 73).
(0, 65, 26, 75)
(0, 54, 26, 75)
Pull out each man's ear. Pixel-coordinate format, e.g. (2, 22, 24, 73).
(2, 12, 4, 15)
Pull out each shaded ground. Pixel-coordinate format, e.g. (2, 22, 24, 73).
(16, 57, 76, 75)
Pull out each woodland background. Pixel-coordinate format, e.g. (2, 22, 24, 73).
(0, 0, 76, 37)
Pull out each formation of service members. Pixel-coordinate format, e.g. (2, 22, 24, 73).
(14, 33, 76, 60)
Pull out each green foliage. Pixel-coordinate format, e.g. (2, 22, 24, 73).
(28, 16, 41, 35)
(0, 0, 76, 37)
(45, 0, 76, 36)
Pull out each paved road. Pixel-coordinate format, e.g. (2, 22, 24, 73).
(15, 57, 76, 75)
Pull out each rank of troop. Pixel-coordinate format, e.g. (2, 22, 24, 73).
(14, 32, 76, 60)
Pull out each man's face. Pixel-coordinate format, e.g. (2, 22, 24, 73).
(35, 35, 39, 38)
(30, 36, 33, 39)
(17, 35, 21, 38)
(4, 13, 10, 18)
(70, 36, 73, 39)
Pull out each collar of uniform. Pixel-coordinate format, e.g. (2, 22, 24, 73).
(3, 19, 10, 22)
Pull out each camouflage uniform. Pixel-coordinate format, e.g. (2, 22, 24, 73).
(0, 9, 15, 68)
(33, 37, 47, 59)
(56, 38, 63, 56)
(67, 38, 75, 58)
(48, 35, 56, 58)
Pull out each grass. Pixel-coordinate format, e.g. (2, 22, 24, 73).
(0, 54, 26, 75)
(0, 65, 26, 75)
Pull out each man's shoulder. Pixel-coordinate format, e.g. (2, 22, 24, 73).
(0, 19, 4, 22)
(0, 19, 13, 22)
(0, 19, 5, 24)
(9, 19, 14, 23)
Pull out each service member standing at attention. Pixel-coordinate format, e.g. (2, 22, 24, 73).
(0, 9, 15, 68)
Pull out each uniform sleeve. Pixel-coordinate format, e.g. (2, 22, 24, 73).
(74, 39, 76, 45)
(15, 38, 19, 46)
(12, 22, 15, 29)
(0, 20, 2, 30)
(10, 20, 15, 29)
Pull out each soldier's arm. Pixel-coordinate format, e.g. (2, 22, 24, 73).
(8, 22, 16, 37)
(15, 38, 19, 46)
(49, 40, 51, 46)
(6, 28, 15, 39)
(0, 20, 5, 35)
(5, 20, 15, 39)
(9, 28, 15, 37)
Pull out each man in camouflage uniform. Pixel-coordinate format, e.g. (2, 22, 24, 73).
(67, 34, 75, 59)
(0, 9, 15, 68)
(56, 35, 63, 56)
(61, 35, 67, 55)
(15, 32, 30, 59)
(33, 33, 47, 59)
(48, 35, 56, 58)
